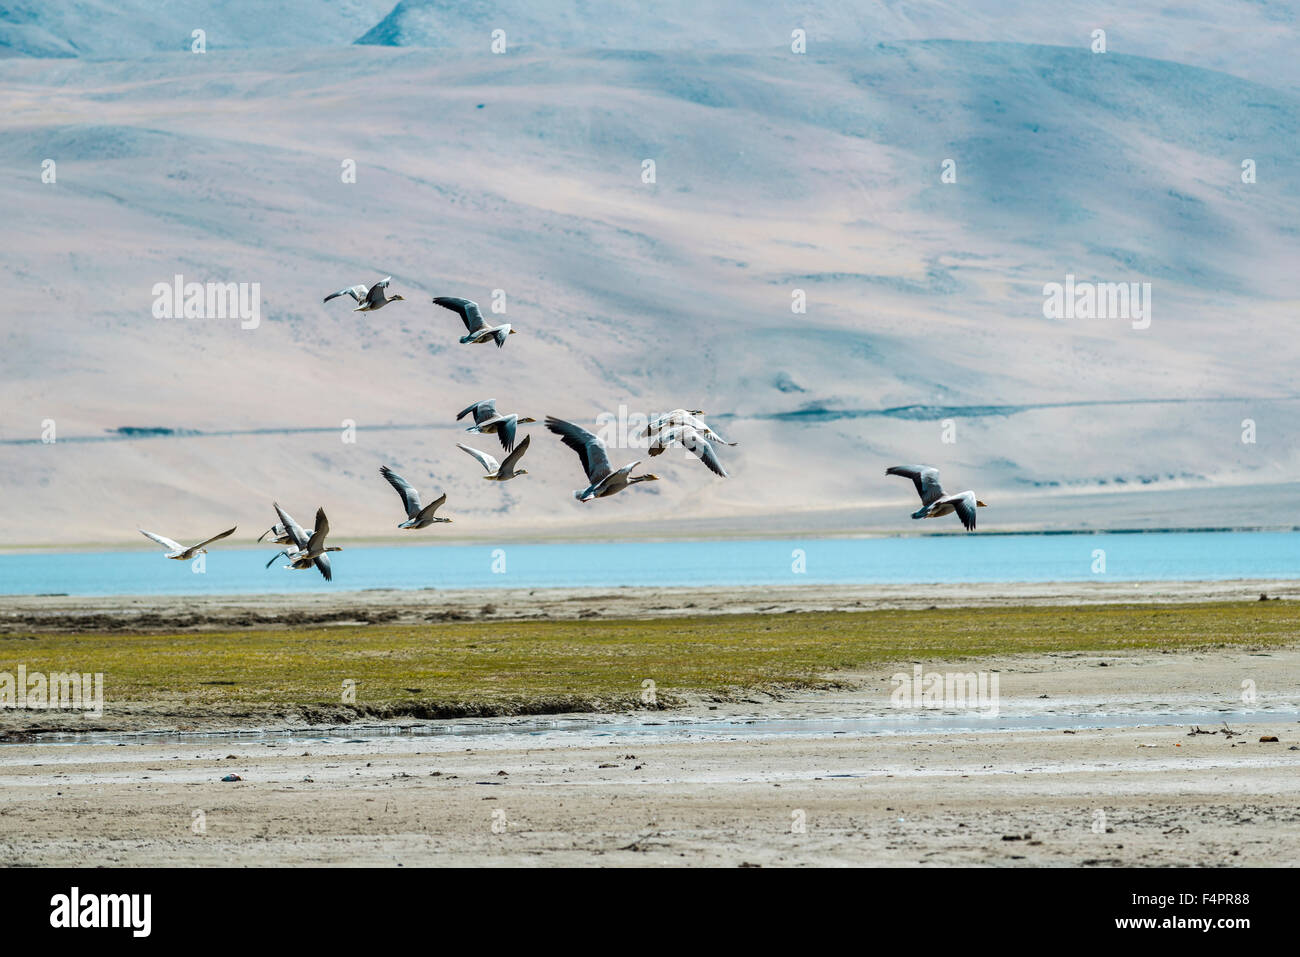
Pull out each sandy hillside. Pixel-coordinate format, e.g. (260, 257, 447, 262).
(1, 12, 1298, 546)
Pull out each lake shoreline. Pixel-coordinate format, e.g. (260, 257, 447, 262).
(3, 529, 1299, 597)
(3, 579, 1296, 634)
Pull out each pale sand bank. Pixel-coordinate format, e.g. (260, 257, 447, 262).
(0, 648, 1296, 866)
(3, 579, 1297, 633)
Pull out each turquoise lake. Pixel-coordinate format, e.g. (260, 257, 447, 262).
(0, 531, 1295, 596)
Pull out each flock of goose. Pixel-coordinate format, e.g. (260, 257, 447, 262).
(139, 278, 990, 579)
(136, 279, 756, 581)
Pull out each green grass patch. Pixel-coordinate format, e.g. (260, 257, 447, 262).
(1, 601, 1296, 727)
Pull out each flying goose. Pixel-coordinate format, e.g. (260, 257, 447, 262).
(457, 433, 530, 481)
(256, 522, 313, 545)
(640, 409, 705, 434)
(433, 297, 515, 347)
(139, 526, 237, 560)
(380, 466, 452, 529)
(264, 503, 339, 580)
(545, 416, 660, 501)
(651, 425, 728, 477)
(456, 398, 536, 453)
(886, 465, 987, 531)
(642, 410, 737, 455)
(323, 276, 405, 312)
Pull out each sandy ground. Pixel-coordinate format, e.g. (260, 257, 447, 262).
(4, 579, 1297, 633)
(1, 647, 1296, 866)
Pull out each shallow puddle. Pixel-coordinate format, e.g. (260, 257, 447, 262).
(7, 707, 1297, 749)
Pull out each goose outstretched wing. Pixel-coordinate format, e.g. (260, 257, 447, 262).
(433, 297, 486, 334)
(458, 443, 500, 474)
(886, 465, 945, 506)
(139, 528, 182, 551)
(545, 416, 612, 483)
(380, 466, 422, 519)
